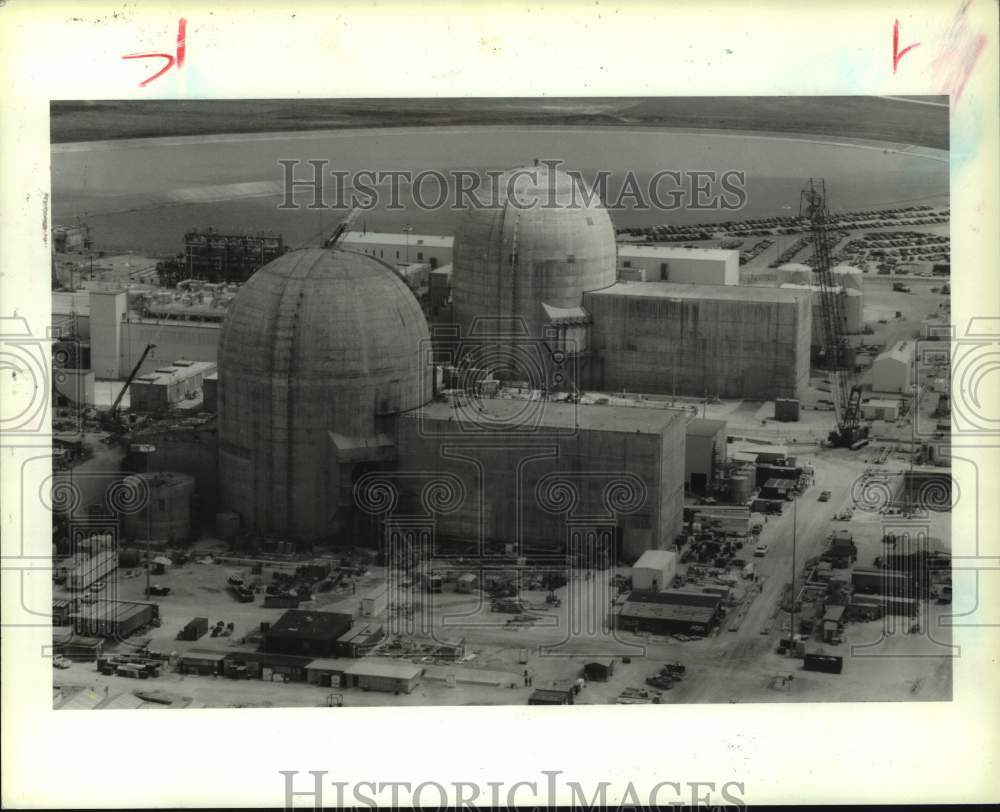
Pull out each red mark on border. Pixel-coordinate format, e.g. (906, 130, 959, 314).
(122, 18, 187, 87)
(892, 19, 920, 73)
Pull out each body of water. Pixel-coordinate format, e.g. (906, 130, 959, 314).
(52, 126, 949, 256)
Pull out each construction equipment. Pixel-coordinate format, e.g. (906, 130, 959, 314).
(800, 180, 869, 447)
(100, 342, 156, 436)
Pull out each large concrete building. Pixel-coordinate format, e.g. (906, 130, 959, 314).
(396, 397, 686, 561)
(617, 245, 739, 285)
(339, 231, 453, 269)
(450, 163, 618, 375)
(217, 248, 433, 542)
(584, 282, 811, 400)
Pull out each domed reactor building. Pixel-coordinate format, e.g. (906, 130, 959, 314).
(449, 162, 617, 388)
(217, 248, 432, 543)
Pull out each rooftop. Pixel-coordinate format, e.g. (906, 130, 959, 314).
(686, 417, 727, 438)
(405, 396, 686, 435)
(587, 281, 807, 304)
(266, 610, 353, 641)
(341, 231, 453, 248)
(632, 550, 677, 571)
(132, 360, 217, 387)
(876, 341, 913, 364)
(628, 589, 722, 608)
(341, 658, 423, 680)
(618, 601, 717, 624)
(617, 245, 737, 262)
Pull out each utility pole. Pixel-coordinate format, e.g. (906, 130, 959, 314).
(790, 497, 797, 643)
(403, 224, 413, 264)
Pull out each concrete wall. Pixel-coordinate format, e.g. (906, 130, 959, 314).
(872, 357, 911, 394)
(685, 426, 726, 489)
(584, 286, 811, 400)
(394, 407, 685, 560)
(119, 320, 221, 378)
(340, 236, 452, 269)
(617, 249, 738, 285)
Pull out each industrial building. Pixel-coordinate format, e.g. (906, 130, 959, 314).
(65, 550, 118, 591)
(450, 163, 617, 372)
(584, 282, 811, 400)
(181, 229, 287, 283)
(397, 397, 686, 562)
(340, 659, 423, 694)
(617, 245, 739, 285)
(872, 341, 913, 393)
(630, 549, 677, 592)
(262, 610, 354, 658)
(128, 360, 216, 411)
(684, 417, 727, 493)
(862, 398, 901, 421)
(69, 600, 158, 639)
(217, 248, 432, 542)
(339, 231, 453, 269)
(614, 589, 723, 636)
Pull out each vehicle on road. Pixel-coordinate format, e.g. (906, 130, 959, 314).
(892, 282, 912, 293)
(90, 581, 105, 593)
(754, 543, 769, 557)
(146, 584, 171, 597)
(52, 656, 71, 669)
(645, 674, 675, 690)
(818, 490, 832, 502)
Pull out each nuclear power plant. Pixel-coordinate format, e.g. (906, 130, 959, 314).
(47, 99, 953, 711)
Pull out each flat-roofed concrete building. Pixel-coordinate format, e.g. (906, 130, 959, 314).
(617, 245, 739, 286)
(339, 231, 453, 269)
(396, 396, 686, 562)
(584, 282, 811, 400)
(129, 360, 217, 411)
(872, 341, 913, 394)
(685, 417, 728, 493)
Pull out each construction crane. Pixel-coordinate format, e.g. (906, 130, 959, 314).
(323, 204, 366, 248)
(100, 343, 157, 436)
(799, 179, 868, 448)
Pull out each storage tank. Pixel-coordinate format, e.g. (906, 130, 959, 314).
(841, 288, 864, 333)
(728, 473, 753, 504)
(450, 162, 616, 380)
(831, 264, 863, 292)
(121, 472, 195, 543)
(778, 263, 813, 286)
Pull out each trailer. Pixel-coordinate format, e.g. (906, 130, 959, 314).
(66, 551, 118, 591)
(177, 616, 209, 641)
(803, 653, 843, 674)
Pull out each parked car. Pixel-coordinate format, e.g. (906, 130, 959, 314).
(645, 674, 675, 690)
(146, 585, 171, 597)
(90, 581, 105, 593)
(754, 543, 769, 557)
(52, 656, 71, 669)
(818, 491, 832, 502)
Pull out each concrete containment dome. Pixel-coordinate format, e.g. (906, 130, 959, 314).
(450, 163, 617, 372)
(217, 248, 431, 542)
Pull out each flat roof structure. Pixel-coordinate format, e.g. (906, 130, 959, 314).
(266, 610, 353, 642)
(686, 417, 727, 438)
(618, 601, 717, 625)
(406, 396, 685, 435)
(341, 231, 453, 248)
(132, 360, 216, 386)
(617, 245, 737, 261)
(341, 659, 423, 680)
(589, 281, 807, 304)
(633, 550, 677, 570)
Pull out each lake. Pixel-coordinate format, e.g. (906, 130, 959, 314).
(51, 126, 949, 256)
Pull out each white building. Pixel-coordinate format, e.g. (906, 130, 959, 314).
(871, 341, 913, 393)
(862, 398, 900, 421)
(616, 245, 739, 286)
(339, 231, 453, 269)
(631, 549, 678, 592)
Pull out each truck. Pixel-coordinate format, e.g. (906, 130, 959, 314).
(176, 616, 209, 641)
(66, 551, 118, 591)
(892, 282, 911, 293)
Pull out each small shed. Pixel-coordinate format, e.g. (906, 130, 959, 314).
(178, 650, 227, 676)
(583, 659, 615, 682)
(630, 550, 677, 592)
(456, 573, 479, 593)
(528, 687, 574, 705)
(872, 342, 913, 394)
(341, 658, 422, 694)
(305, 658, 346, 687)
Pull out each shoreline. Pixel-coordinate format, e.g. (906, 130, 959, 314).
(51, 123, 949, 162)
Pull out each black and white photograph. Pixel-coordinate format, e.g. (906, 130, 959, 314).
(47, 96, 955, 708)
(2, 3, 997, 809)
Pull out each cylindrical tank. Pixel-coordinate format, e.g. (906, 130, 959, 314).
(778, 263, 813, 286)
(728, 474, 753, 504)
(450, 163, 617, 380)
(841, 288, 864, 333)
(215, 511, 240, 542)
(122, 471, 195, 543)
(218, 248, 432, 541)
(831, 264, 863, 292)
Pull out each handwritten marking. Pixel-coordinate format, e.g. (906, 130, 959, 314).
(892, 19, 920, 74)
(122, 18, 187, 87)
